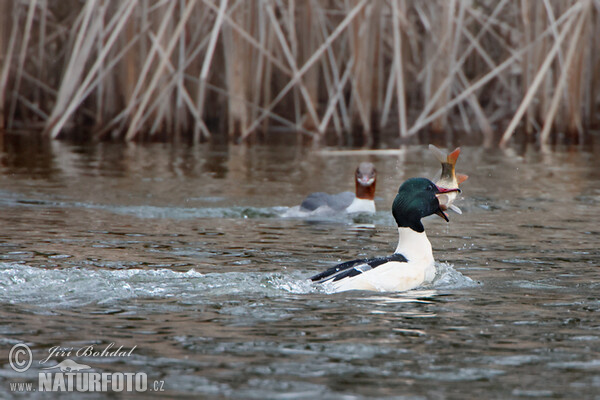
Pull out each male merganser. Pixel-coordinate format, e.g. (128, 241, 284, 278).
(310, 178, 460, 292)
(299, 162, 376, 214)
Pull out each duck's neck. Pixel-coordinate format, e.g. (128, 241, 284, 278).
(394, 227, 433, 263)
(355, 181, 376, 200)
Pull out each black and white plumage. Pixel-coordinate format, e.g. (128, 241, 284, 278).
(310, 177, 461, 292)
(310, 254, 408, 284)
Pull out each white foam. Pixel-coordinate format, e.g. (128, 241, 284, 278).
(0, 263, 322, 308)
(430, 261, 479, 289)
(0, 261, 476, 308)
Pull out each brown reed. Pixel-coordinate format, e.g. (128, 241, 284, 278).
(0, 0, 598, 146)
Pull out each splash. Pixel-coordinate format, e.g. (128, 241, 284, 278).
(0, 263, 325, 308)
(0, 260, 477, 309)
(431, 261, 479, 289)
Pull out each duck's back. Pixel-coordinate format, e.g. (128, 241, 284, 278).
(300, 191, 354, 212)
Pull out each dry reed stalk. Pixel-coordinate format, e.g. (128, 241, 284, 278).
(0, 2, 18, 129)
(412, 0, 581, 138)
(446, 10, 496, 138)
(240, 0, 368, 141)
(94, 1, 108, 126)
(125, 0, 195, 141)
(222, 0, 250, 140)
(134, 32, 209, 138)
(285, 0, 301, 133)
(263, 1, 321, 133)
(588, 1, 600, 128)
(541, 0, 566, 122)
(249, 2, 265, 129)
(35, 0, 48, 110)
(173, 0, 188, 139)
(540, 1, 590, 143)
(348, 0, 368, 135)
(390, 0, 407, 138)
(44, 1, 98, 134)
(319, 58, 353, 135)
(96, 8, 216, 140)
(8, 0, 38, 129)
(138, 16, 217, 140)
(565, 1, 590, 138)
(1, 0, 598, 144)
(410, 0, 510, 137)
(201, 0, 291, 75)
(78, 33, 144, 139)
(520, 0, 535, 135)
(21, 70, 57, 98)
(195, 0, 229, 140)
(535, 1, 554, 133)
(15, 93, 48, 121)
(118, 1, 175, 137)
(459, 24, 508, 90)
(298, 1, 322, 135)
(315, 3, 351, 134)
(318, 58, 342, 138)
(48, 1, 138, 139)
(123, 5, 140, 107)
(499, 2, 580, 147)
(202, 79, 315, 137)
(348, 0, 381, 142)
(259, 7, 276, 133)
(456, 69, 494, 143)
(428, 0, 455, 133)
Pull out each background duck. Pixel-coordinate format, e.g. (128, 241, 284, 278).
(310, 178, 460, 292)
(294, 162, 377, 215)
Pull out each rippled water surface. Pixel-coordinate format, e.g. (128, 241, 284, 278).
(0, 137, 599, 399)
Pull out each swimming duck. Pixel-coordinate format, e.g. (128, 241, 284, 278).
(298, 162, 377, 214)
(310, 178, 460, 292)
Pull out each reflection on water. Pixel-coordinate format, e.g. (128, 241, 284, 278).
(0, 134, 599, 398)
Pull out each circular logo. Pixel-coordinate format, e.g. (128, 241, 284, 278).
(9, 343, 32, 373)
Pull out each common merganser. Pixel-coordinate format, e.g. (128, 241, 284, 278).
(299, 162, 376, 214)
(429, 145, 468, 214)
(310, 178, 460, 292)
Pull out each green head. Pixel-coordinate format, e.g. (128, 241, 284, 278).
(392, 178, 460, 232)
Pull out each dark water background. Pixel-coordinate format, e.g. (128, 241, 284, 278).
(0, 135, 599, 399)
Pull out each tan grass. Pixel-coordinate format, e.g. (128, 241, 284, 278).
(0, 0, 598, 146)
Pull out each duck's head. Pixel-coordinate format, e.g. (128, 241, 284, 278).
(392, 178, 460, 232)
(355, 162, 377, 199)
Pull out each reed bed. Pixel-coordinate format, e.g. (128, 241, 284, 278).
(0, 0, 599, 146)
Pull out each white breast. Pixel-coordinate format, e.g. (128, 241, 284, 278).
(345, 198, 376, 213)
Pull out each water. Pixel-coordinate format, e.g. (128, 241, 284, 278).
(0, 137, 599, 399)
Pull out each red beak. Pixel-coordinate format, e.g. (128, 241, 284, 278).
(435, 185, 461, 194)
(434, 185, 460, 222)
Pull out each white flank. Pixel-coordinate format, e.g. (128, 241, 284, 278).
(331, 228, 436, 292)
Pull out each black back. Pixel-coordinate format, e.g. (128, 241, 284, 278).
(310, 253, 408, 283)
